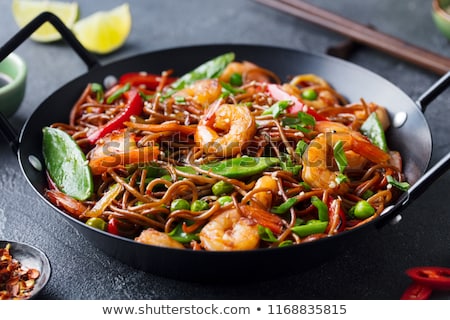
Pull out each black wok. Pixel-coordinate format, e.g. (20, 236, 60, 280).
(1, 13, 450, 281)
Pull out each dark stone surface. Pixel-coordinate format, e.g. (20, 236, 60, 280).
(0, 0, 449, 299)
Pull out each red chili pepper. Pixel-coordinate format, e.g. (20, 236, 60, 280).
(107, 218, 120, 235)
(266, 84, 327, 121)
(87, 89, 143, 144)
(118, 72, 176, 90)
(401, 282, 433, 300)
(406, 266, 450, 291)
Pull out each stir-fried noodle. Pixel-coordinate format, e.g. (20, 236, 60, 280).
(44, 54, 408, 251)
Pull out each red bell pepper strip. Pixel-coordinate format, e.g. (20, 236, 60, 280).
(401, 282, 433, 300)
(266, 84, 327, 121)
(107, 218, 120, 235)
(87, 89, 143, 144)
(406, 266, 450, 291)
(119, 72, 176, 90)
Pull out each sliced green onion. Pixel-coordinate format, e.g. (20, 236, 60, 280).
(333, 140, 348, 173)
(387, 175, 410, 191)
(230, 72, 243, 86)
(271, 197, 299, 214)
(311, 196, 328, 222)
(91, 83, 104, 103)
(168, 222, 199, 243)
(295, 140, 308, 156)
(281, 111, 315, 133)
(262, 100, 291, 118)
(107, 82, 131, 104)
(258, 225, 278, 242)
(221, 81, 245, 95)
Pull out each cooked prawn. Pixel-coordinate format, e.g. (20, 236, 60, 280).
(250, 175, 279, 208)
(135, 228, 185, 249)
(88, 129, 159, 175)
(173, 79, 222, 107)
(219, 61, 280, 84)
(195, 104, 256, 157)
(302, 121, 390, 194)
(45, 189, 87, 218)
(199, 208, 260, 251)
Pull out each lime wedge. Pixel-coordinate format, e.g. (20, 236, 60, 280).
(72, 3, 131, 55)
(12, 0, 79, 43)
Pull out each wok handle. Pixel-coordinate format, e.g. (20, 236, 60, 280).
(376, 73, 450, 228)
(416, 71, 450, 112)
(0, 12, 100, 153)
(0, 12, 99, 70)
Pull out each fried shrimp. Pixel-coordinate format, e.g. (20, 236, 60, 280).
(173, 79, 222, 107)
(195, 104, 256, 157)
(302, 121, 390, 194)
(199, 209, 260, 251)
(251, 175, 279, 208)
(135, 228, 185, 249)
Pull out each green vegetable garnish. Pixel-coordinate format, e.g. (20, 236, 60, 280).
(262, 100, 290, 118)
(163, 52, 235, 98)
(360, 112, 388, 152)
(281, 111, 315, 133)
(311, 196, 328, 222)
(271, 197, 299, 214)
(200, 157, 280, 179)
(42, 127, 93, 201)
(387, 175, 410, 191)
(333, 140, 348, 174)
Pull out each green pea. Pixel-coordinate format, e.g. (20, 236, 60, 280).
(229, 72, 243, 86)
(352, 200, 375, 219)
(301, 88, 318, 101)
(85, 217, 107, 231)
(217, 196, 233, 207)
(212, 180, 234, 196)
(170, 199, 191, 212)
(191, 200, 209, 212)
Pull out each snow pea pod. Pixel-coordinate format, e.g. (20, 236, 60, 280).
(200, 157, 280, 179)
(42, 127, 94, 201)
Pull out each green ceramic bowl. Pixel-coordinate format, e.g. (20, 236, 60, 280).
(0, 53, 27, 117)
(432, 0, 450, 40)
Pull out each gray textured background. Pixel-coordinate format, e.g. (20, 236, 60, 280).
(1, 0, 449, 299)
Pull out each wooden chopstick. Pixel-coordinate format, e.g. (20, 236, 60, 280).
(256, 0, 450, 75)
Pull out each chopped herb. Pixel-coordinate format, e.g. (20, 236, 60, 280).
(281, 111, 315, 133)
(221, 81, 246, 95)
(229, 72, 243, 86)
(262, 100, 291, 118)
(387, 175, 410, 191)
(91, 83, 104, 103)
(271, 197, 299, 214)
(106, 82, 131, 104)
(168, 222, 199, 243)
(258, 225, 278, 242)
(295, 140, 308, 156)
(311, 196, 328, 222)
(333, 140, 348, 173)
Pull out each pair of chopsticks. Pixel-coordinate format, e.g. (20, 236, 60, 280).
(256, 0, 450, 75)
